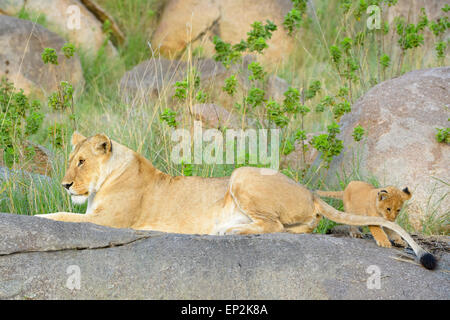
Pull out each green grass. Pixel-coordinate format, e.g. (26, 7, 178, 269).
(1, 0, 448, 235)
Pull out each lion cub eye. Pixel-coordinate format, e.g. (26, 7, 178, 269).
(78, 159, 85, 167)
(387, 208, 391, 212)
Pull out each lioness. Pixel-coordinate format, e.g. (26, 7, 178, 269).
(37, 132, 436, 269)
(316, 181, 412, 248)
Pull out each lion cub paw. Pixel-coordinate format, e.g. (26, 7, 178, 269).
(392, 238, 407, 247)
(349, 228, 364, 239)
(375, 239, 392, 248)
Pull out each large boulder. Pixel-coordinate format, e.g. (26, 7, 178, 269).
(319, 67, 449, 230)
(0, 213, 448, 299)
(151, 0, 295, 67)
(0, 0, 118, 55)
(0, 15, 84, 96)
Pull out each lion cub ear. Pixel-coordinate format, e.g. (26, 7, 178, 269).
(402, 187, 412, 200)
(378, 190, 388, 201)
(71, 131, 86, 147)
(92, 133, 112, 155)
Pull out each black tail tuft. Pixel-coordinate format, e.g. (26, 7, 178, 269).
(420, 253, 437, 270)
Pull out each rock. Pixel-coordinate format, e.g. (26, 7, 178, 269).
(317, 67, 450, 230)
(265, 75, 289, 103)
(0, 0, 118, 55)
(79, 0, 125, 47)
(119, 56, 254, 111)
(0, 15, 84, 96)
(0, 166, 51, 185)
(0, 141, 53, 175)
(0, 212, 448, 299)
(177, 103, 242, 129)
(151, 0, 295, 67)
(151, 0, 221, 57)
(195, 56, 254, 112)
(119, 57, 187, 104)
(281, 132, 323, 171)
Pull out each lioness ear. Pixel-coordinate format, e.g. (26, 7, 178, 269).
(402, 187, 412, 200)
(92, 133, 112, 155)
(378, 190, 388, 201)
(71, 131, 86, 147)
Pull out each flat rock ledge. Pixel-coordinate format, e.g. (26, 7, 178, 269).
(0, 213, 448, 299)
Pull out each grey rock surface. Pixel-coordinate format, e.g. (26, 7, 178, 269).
(0, 166, 51, 184)
(0, 212, 449, 299)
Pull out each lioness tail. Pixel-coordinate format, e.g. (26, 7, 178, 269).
(315, 190, 344, 199)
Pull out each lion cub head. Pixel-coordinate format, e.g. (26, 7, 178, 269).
(376, 187, 412, 221)
(61, 132, 113, 204)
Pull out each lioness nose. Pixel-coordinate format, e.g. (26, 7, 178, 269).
(62, 182, 73, 190)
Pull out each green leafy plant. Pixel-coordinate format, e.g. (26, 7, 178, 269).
(435, 127, 449, 144)
(283, 0, 308, 35)
(395, 9, 428, 74)
(311, 121, 344, 168)
(43, 44, 78, 144)
(222, 75, 238, 96)
(0, 77, 44, 166)
(266, 100, 289, 128)
(41, 48, 58, 65)
(160, 108, 178, 128)
(62, 43, 75, 59)
(352, 125, 365, 142)
(47, 123, 66, 149)
(248, 61, 266, 82)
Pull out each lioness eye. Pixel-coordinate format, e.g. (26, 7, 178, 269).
(78, 159, 85, 166)
(387, 208, 391, 211)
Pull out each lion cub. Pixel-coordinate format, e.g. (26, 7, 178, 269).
(316, 181, 412, 248)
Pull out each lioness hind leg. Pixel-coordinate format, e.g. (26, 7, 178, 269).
(284, 224, 315, 234)
(225, 219, 284, 235)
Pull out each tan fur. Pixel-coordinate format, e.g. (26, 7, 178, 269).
(36, 133, 429, 260)
(316, 181, 412, 248)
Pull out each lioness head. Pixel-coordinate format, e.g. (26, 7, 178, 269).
(376, 187, 412, 221)
(61, 132, 113, 204)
